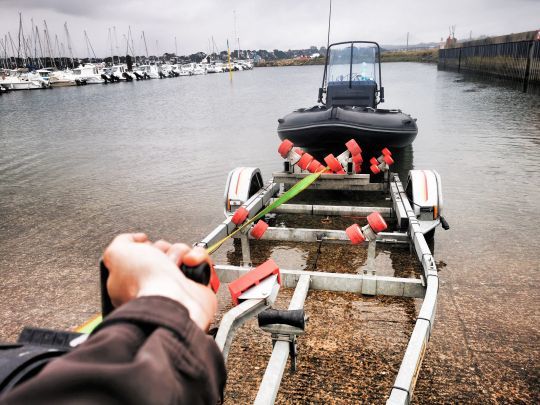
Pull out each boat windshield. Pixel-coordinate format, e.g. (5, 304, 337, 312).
(324, 42, 380, 88)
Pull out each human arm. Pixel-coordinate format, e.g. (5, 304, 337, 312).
(2, 233, 226, 405)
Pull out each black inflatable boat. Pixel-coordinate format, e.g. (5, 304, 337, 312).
(278, 41, 418, 150)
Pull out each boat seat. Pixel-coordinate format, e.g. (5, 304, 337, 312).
(326, 81, 377, 108)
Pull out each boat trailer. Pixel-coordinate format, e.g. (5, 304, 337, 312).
(0, 140, 446, 404)
(195, 141, 446, 404)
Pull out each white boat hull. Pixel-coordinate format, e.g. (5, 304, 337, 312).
(0, 80, 46, 90)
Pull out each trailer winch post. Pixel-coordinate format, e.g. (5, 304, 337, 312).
(254, 274, 311, 405)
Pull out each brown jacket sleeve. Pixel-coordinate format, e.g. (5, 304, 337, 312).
(2, 296, 226, 405)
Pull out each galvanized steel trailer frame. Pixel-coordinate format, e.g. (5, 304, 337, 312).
(196, 171, 439, 405)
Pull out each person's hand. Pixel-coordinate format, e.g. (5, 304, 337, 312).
(102, 233, 217, 331)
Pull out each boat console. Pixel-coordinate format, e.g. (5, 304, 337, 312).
(319, 41, 385, 108)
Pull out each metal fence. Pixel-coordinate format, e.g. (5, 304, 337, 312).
(438, 31, 540, 93)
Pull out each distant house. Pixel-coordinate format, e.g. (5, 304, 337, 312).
(310, 53, 321, 59)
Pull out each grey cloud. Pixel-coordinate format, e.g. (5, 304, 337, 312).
(1, 0, 538, 57)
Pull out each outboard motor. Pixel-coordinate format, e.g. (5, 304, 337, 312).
(143, 72, 150, 79)
(158, 71, 166, 79)
(122, 72, 133, 81)
(100, 73, 109, 83)
(134, 72, 143, 80)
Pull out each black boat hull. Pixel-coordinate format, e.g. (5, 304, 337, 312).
(277, 106, 418, 151)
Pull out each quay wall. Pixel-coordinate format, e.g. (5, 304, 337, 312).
(438, 30, 540, 92)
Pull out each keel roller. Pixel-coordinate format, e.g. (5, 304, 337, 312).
(251, 220, 269, 240)
(307, 160, 324, 173)
(352, 154, 363, 173)
(297, 153, 314, 171)
(278, 139, 304, 165)
(278, 139, 293, 158)
(345, 139, 362, 156)
(370, 148, 394, 174)
(346, 211, 388, 244)
(231, 206, 249, 225)
(324, 154, 345, 174)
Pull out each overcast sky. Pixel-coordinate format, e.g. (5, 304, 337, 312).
(1, 0, 539, 57)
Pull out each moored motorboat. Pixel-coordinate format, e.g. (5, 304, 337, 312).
(49, 70, 78, 87)
(0, 69, 49, 90)
(138, 64, 160, 79)
(72, 64, 104, 84)
(277, 41, 418, 151)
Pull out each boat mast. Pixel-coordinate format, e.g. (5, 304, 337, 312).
(142, 31, 149, 60)
(233, 10, 237, 60)
(8, 32, 18, 69)
(43, 20, 56, 68)
(83, 30, 97, 62)
(60, 42, 67, 68)
(17, 12, 22, 67)
(0, 38, 7, 69)
(108, 28, 114, 64)
(85, 30, 91, 62)
(34, 27, 44, 68)
(175, 36, 178, 58)
(113, 26, 120, 64)
(64, 22, 75, 67)
(54, 34, 63, 69)
(128, 26, 136, 65)
(24, 37, 33, 67)
(30, 18, 36, 65)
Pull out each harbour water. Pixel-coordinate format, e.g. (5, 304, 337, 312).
(1, 63, 539, 402)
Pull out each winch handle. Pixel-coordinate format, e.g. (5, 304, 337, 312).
(99, 260, 114, 317)
(180, 262, 211, 286)
(99, 256, 220, 318)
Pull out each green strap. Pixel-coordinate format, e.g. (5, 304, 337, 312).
(253, 171, 325, 222)
(208, 169, 326, 253)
